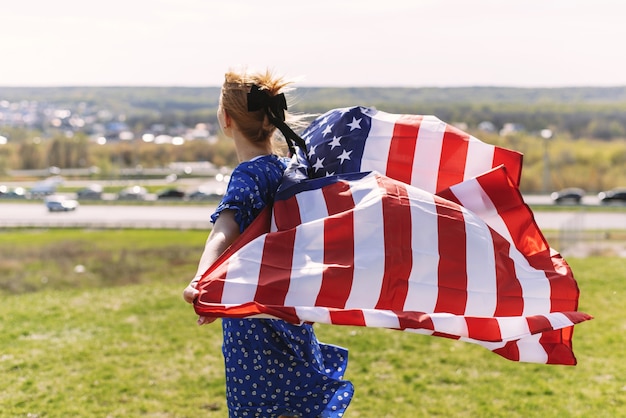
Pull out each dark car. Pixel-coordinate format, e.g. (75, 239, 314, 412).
(117, 185, 148, 200)
(76, 184, 103, 200)
(157, 188, 185, 200)
(550, 187, 585, 204)
(188, 188, 224, 201)
(598, 188, 626, 205)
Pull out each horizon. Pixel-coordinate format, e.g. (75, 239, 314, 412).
(2, 84, 626, 90)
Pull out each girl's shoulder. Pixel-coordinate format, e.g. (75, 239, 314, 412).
(232, 154, 288, 177)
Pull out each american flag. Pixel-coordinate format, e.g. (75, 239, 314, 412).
(195, 106, 592, 365)
(290, 106, 522, 193)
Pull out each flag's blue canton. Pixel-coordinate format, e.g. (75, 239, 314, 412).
(295, 106, 373, 179)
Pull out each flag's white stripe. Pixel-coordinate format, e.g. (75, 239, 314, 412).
(429, 312, 469, 337)
(221, 236, 265, 304)
(468, 337, 548, 364)
(464, 137, 495, 180)
(362, 309, 401, 329)
(463, 207, 498, 316)
(403, 188, 440, 312)
(510, 251, 552, 315)
(284, 219, 326, 307)
(270, 208, 278, 232)
(495, 316, 532, 341)
(546, 312, 575, 329)
(516, 333, 549, 363)
(294, 306, 332, 324)
(360, 109, 398, 174)
(450, 179, 498, 316)
(295, 187, 329, 223)
(411, 115, 446, 194)
(450, 179, 551, 316)
(345, 174, 386, 309)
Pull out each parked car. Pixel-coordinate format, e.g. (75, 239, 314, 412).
(117, 185, 148, 200)
(76, 184, 103, 200)
(157, 188, 185, 200)
(0, 186, 27, 199)
(45, 195, 79, 212)
(188, 188, 224, 201)
(598, 188, 626, 205)
(550, 187, 585, 204)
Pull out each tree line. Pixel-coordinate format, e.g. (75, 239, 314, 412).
(3, 85, 626, 139)
(1, 86, 626, 193)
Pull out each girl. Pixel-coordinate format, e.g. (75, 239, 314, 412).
(183, 68, 353, 418)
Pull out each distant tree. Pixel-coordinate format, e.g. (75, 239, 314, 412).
(17, 142, 43, 169)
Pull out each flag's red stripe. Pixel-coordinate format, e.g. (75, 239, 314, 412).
(375, 178, 413, 310)
(385, 115, 421, 184)
(316, 181, 355, 308)
(197, 302, 300, 325)
(195, 206, 274, 310)
(273, 195, 302, 231)
(493, 147, 523, 186)
(490, 229, 524, 316)
(199, 262, 228, 304)
(530, 317, 576, 365)
(432, 331, 461, 340)
(477, 169, 580, 313)
(530, 251, 579, 313)
(466, 317, 502, 342)
(539, 328, 576, 365)
(526, 314, 554, 334)
(492, 341, 521, 362)
(479, 169, 550, 258)
(329, 309, 366, 327)
(395, 311, 435, 331)
(436, 126, 469, 192)
(434, 197, 468, 314)
(254, 229, 296, 305)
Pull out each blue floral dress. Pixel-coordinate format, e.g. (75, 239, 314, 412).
(211, 154, 354, 418)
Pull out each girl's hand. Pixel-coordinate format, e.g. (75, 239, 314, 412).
(182, 282, 199, 304)
(197, 316, 217, 325)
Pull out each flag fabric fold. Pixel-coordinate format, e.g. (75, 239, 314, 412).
(195, 106, 592, 365)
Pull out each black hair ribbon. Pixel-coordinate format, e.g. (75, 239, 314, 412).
(247, 85, 308, 157)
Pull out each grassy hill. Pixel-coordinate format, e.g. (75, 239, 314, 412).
(0, 228, 622, 417)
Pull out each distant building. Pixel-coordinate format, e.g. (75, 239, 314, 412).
(478, 121, 496, 133)
(499, 123, 525, 136)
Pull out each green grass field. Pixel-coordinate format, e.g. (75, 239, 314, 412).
(0, 229, 624, 417)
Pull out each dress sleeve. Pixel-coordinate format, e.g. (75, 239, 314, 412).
(210, 166, 267, 233)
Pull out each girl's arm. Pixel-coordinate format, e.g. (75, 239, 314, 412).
(182, 209, 240, 305)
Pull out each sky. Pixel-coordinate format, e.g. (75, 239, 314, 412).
(1, 0, 625, 88)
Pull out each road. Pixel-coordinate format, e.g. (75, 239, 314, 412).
(1, 202, 625, 231)
(0, 202, 216, 230)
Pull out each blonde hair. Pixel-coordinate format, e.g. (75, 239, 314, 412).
(220, 68, 308, 153)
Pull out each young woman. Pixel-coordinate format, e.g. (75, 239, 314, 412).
(183, 68, 353, 418)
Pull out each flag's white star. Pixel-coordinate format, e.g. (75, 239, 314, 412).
(322, 123, 334, 136)
(338, 149, 353, 164)
(325, 171, 335, 177)
(328, 136, 342, 149)
(312, 157, 326, 172)
(308, 144, 317, 157)
(347, 117, 362, 131)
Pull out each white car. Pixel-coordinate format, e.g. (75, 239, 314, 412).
(45, 195, 79, 212)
